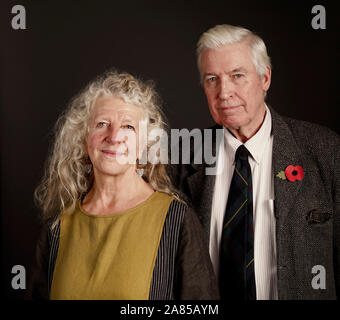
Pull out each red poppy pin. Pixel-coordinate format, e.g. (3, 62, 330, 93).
(276, 165, 304, 182)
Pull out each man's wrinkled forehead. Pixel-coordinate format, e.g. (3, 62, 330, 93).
(201, 42, 254, 72)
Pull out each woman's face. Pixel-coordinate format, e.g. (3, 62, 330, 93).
(86, 95, 144, 178)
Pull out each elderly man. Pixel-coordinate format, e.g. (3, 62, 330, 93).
(169, 24, 339, 300)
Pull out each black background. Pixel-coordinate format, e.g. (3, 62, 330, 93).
(1, 0, 339, 299)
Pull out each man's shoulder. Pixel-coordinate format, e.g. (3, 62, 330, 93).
(270, 106, 339, 150)
(280, 114, 339, 147)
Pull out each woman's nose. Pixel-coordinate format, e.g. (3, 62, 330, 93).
(105, 126, 125, 144)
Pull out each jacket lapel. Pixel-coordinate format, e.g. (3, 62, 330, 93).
(186, 125, 221, 237)
(187, 166, 216, 237)
(271, 108, 304, 224)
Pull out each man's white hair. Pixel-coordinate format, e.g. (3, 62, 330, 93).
(197, 24, 272, 83)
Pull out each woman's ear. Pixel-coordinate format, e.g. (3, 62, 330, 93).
(137, 148, 148, 167)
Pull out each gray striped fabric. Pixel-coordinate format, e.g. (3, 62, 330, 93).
(149, 200, 186, 299)
(47, 216, 60, 296)
(46, 199, 187, 299)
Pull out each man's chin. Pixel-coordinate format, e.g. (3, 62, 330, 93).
(224, 124, 241, 130)
(220, 117, 243, 130)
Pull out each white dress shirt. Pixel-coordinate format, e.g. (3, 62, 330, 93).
(209, 105, 278, 300)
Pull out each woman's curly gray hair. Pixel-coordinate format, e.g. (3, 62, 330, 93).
(34, 70, 179, 223)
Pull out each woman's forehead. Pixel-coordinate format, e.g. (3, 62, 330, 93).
(92, 95, 144, 120)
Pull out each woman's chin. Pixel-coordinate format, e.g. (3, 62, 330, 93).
(93, 164, 134, 178)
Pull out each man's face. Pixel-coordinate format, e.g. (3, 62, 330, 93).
(200, 41, 271, 134)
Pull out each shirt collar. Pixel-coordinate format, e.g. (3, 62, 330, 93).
(223, 104, 272, 164)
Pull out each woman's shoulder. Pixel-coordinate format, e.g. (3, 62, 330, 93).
(165, 198, 206, 240)
(164, 195, 202, 228)
(167, 197, 188, 212)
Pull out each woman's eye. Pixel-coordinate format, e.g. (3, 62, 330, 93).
(96, 122, 108, 128)
(123, 124, 135, 130)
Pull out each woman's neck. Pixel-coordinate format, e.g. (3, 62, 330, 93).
(82, 168, 154, 215)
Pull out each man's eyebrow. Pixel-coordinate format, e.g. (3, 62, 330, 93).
(203, 72, 217, 78)
(203, 68, 247, 78)
(229, 67, 247, 73)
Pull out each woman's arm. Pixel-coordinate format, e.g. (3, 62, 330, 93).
(25, 221, 50, 300)
(174, 207, 220, 300)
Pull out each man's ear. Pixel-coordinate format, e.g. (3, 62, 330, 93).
(262, 66, 271, 92)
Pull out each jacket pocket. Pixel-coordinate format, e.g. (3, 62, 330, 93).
(306, 209, 331, 224)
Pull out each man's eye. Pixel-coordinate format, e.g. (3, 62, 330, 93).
(233, 74, 244, 79)
(207, 77, 217, 83)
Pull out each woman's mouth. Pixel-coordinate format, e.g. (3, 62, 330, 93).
(101, 149, 127, 157)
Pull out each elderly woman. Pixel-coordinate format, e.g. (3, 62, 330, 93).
(28, 70, 218, 300)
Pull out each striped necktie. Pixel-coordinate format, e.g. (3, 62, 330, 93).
(219, 145, 256, 300)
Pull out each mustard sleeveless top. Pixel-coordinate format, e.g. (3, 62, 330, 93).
(50, 191, 174, 300)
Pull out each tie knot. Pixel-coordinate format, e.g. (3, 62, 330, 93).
(235, 145, 249, 162)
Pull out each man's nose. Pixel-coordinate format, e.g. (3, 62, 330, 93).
(218, 78, 234, 100)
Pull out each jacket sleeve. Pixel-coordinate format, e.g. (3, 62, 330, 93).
(333, 146, 340, 298)
(25, 221, 50, 300)
(174, 206, 220, 300)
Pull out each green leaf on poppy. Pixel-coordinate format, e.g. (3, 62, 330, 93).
(276, 170, 286, 180)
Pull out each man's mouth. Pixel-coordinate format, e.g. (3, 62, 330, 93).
(218, 105, 242, 111)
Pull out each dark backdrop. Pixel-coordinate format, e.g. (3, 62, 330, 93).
(1, 0, 339, 299)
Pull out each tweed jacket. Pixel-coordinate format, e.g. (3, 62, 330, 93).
(27, 199, 219, 300)
(168, 107, 340, 300)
